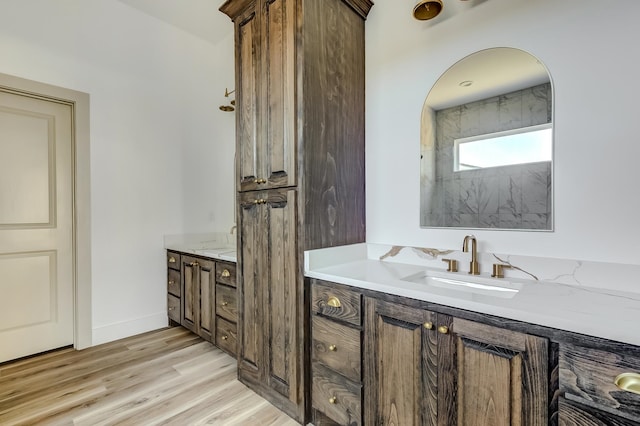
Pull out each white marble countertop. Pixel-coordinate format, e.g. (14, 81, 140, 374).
(164, 232, 237, 263)
(305, 243, 640, 347)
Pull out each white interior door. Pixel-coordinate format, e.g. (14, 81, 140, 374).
(0, 89, 74, 363)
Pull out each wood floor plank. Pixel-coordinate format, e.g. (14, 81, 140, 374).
(0, 328, 301, 426)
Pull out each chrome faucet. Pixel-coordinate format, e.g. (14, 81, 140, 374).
(462, 235, 480, 275)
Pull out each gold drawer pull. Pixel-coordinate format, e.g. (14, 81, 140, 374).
(168, 280, 175, 285)
(329, 396, 337, 404)
(254, 178, 267, 184)
(189, 261, 199, 267)
(221, 301, 228, 306)
(253, 198, 266, 205)
(424, 322, 433, 330)
(328, 345, 337, 352)
(327, 296, 341, 308)
(615, 373, 640, 395)
(438, 325, 449, 334)
(168, 257, 176, 263)
(221, 335, 229, 341)
(221, 269, 231, 278)
(168, 307, 175, 311)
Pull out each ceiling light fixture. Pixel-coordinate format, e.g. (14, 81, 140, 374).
(413, 0, 443, 20)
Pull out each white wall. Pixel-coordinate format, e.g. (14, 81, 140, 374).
(0, 0, 235, 344)
(366, 0, 640, 265)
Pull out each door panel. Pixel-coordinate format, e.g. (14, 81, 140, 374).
(237, 9, 260, 192)
(198, 259, 215, 342)
(264, 0, 296, 189)
(0, 90, 73, 363)
(238, 192, 263, 371)
(364, 298, 437, 426)
(266, 189, 297, 400)
(452, 317, 548, 426)
(181, 256, 199, 334)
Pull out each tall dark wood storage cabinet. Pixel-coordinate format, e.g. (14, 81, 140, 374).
(220, 0, 372, 422)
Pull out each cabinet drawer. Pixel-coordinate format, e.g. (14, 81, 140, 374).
(311, 280, 362, 327)
(167, 268, 180, 297)
(312, 363, 362, 426)
(559, 397, 638, 426)
(215, 316, 237, 356)
(560, 343, 640, 420)
(312, 315, 361, 383)
(216, 284, 237, 323)
(167, 251, 180, 271)
(216, 262, 236, 287)
(168, 294, 180, 323)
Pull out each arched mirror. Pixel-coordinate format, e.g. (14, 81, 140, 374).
(420, 47, 553, 230)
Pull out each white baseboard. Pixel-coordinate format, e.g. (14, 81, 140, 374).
(91, 312, 168, 346)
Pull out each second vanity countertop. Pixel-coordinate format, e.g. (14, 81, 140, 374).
(305, 243, 640, 347)
(164, 233, 237, 263)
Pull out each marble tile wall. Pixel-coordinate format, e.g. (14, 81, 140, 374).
(422, 83, 552, 229)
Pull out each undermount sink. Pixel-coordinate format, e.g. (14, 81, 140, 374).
(402, 270, 522, 299)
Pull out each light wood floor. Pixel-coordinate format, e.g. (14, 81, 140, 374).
(0, 327, 300, 425)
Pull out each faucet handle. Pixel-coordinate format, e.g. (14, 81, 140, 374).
(491, 263, 512, 279)
(442, 258, 458, 272)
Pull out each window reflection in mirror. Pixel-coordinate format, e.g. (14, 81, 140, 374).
(455, 124, 552, 171)
(420, 48, 553, 231)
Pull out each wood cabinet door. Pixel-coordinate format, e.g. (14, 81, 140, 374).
(264, 188, 299, 402)
(236, 5, 262, 192)
(448, 318, 549, 426)
(197, 258, 215, 342)
(181, 255, 200, 334)
(364, 297, 438, 426)
(262, 0, 296, 190)
(238, 191, 265, 378)
(236, 0, 296, 192)
(238, 188, 300, 413)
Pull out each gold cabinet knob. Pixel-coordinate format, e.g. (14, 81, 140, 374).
(423, 322, 433, 330)
(327, 296, 341, 308)
(438, 325, 449, 334)
(328, 344, 337, 352)
(221, 301, 228, 306)
(221, 335, 229, 341)
(168, 257, 176, 263)
(168, 280, 175, 285)
(189, 261, 199, 267)
(615, 373, 640, 395)
(168, 307, 175, 311)
(221, 269, 231, 277)
(329, 396, 337, 404)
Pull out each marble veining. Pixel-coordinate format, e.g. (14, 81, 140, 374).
(370, 243, 640, 295)
(304, 243, 640, 346)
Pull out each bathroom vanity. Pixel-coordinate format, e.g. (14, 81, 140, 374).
(306, 243, 640, 425)
(165, 239, 238, 357)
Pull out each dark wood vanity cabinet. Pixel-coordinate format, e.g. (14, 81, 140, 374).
(364, 298, 548, 425)
(311, 279, 552, 425)
(166, 251, 238, 357)
(221, 0, 371, 421)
